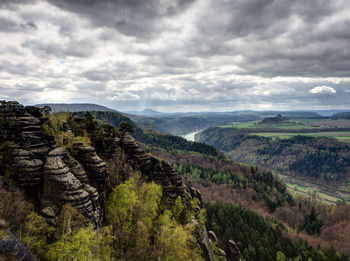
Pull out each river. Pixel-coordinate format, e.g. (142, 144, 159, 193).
(183, 130, 201, 142)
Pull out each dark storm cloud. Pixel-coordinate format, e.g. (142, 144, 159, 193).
(48, 0, 196, 38)
(191, 0, 350, 77)
(20, 21, 38, 30)
(1, 0, 350, 111)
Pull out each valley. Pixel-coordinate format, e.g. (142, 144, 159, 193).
(2, 104, 350, 260)
(2, 1, 350, 260)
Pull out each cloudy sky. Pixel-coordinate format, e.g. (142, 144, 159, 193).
(1, 0, 350, 112)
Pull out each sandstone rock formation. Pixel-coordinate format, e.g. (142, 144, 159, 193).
(42, 147, 102, 225)
(0, 101, 108, 225)
(0, 219, 37, 261)
(120, 133, 189, 201)
(0, 229, 38, 261)
(0, 101, 55, 187)
(228, 239, 242, 261)
(208, 230, 218, 243)
(0, 100, 218, 261)
(194, 224, 215, 261)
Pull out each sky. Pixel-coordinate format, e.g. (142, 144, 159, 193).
(1, 0, 350, 112)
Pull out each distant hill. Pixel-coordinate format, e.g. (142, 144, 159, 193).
(35, 103, 116, 113)
(312, 110, 350, 117)
(198, 127, 350, 186)
(125, 108, 175, 117)
(259, 114, 288, 125)
(331, 111, 350, 119)
(127, 111, 322, 136)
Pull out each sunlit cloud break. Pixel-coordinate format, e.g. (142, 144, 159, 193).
(309, 86, 337, 94)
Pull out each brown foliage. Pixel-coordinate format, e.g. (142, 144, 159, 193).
(107, 147, 141, 187)
(0, 189, 33, 231)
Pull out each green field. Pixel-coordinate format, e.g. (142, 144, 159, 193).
(218, 120, 321, 129)
(252, 132, 350, 143)
(278, 173, 350, 204)
(218, 118, 350, 130)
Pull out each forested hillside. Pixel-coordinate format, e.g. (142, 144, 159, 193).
(89, 110, 350, 259)
(205, 202, 349, 261)
(198, 127, 350, 182)
(143, 139, 350, 258)
(2, 104, 350, 260)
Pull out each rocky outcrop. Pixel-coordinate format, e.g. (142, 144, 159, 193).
(0, 101, 109, 225)
(120, 133, 189, 201)
(0, 101, 55, 187)
(194, 224, 215, 261)
(191, 187, 203, 208)
(120, 133, 151, 172)
(0, 219, 37, 261)
(228, 240, 242, 261)
(42, 147, 101, 225)
(0, 101, 218, 261)
(0, 229, 38, 261)
(70, 142, 110, 192)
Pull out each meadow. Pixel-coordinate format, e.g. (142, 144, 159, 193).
(218, 119, 350, 143)
(252, 132, 350, 143)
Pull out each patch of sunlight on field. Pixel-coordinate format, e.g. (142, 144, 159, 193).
(252, 132, 350, 143)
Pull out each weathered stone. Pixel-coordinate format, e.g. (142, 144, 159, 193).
(0, 229, 38, 261)
(0, 100, 54, 187)
(117, 133, 216, 259)
(1, 101, 216, 261)
(208, 230, 218, 242)
(228, 240, 242, 261)
(42, 147, 102, 224)
(217, 248, 227, 257)
(119, 133, 188, 201)
(194, 223, 215, 261)
(191, 187, 203, 208)
(0, 101, 109, 225)
(70, 142, 110, 192)
(41, 206, 56, 219)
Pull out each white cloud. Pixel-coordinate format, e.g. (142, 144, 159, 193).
(1, 1, 350, 111)
(309, 86, 336, 94)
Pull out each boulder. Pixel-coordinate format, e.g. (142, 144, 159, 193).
(0, 229, 38, 261)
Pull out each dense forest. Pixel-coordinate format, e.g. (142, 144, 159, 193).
(147, 140, 350, 257)
(198, 127, 350, 181)
(205, 202, 348, 261)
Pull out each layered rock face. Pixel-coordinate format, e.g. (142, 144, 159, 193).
(120, 133, 189, 201)
(0, 100, 197, 224)
(0, 101, 218, 261)
(42, 147, 102, 225)
(0, 101, 55, 187)
(118, 133, 216, 260)
(0, 101, 109, 225)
